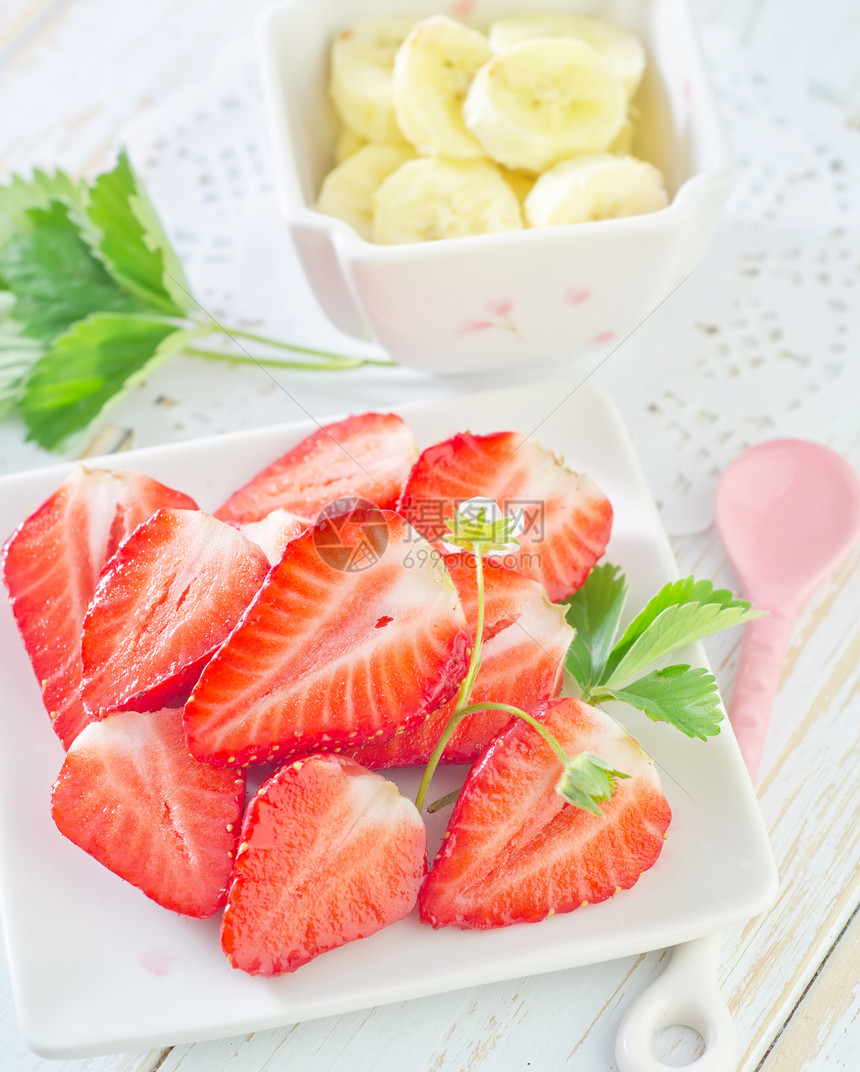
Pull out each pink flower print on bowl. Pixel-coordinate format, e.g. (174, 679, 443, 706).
(564, 287, 592, 307)
(457, 298, 521, 339)
(450, 0, 478, 18)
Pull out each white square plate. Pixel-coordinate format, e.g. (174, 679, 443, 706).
(0, 381, 777, 1057)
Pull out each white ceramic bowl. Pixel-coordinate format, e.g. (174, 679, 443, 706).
(256, 0, 732, 375)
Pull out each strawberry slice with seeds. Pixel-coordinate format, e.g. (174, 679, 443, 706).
(419, 696, 671, 929)
(221, 753, 426, 976)
(81, 509, 270, 716)
(51, 707, 245, 918)
(346, 556, 574, 768)
(183, 508, 470, 766)
(239, 508, 310, 565)
(214, 412, 417, 525)
(398, 431, 612, 601)
(2, 468, 197, 748)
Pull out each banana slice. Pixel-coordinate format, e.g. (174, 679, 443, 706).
(488, 13, 647, 98)
(608, 116, 636, 155)
(463, 38, 628, 174)
(330, 17, 417, 144)
(524, 153, 669, 227)
(499, 166, 537, 205)
(373, 158, 523, 244)
(333, 126, 367, 164)
(317, 144, 416, 240)
(392, 15, 492, 159)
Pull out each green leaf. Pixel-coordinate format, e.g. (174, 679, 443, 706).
(0, 292, 43, 413)
(20, 314, 191, 449)
(85, 148, 192, 316)
(444, 504, 521, 555)
(563, 562, 628, 690)
(597, 665, 724, 741)
(0, 169, 87, 249)
(601, 577, 763, 687)
(556, 751, 630, 815)
(0, 200, 154, 342)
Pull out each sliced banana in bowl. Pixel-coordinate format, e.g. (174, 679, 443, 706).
(373, 158, 523, 244)
(257, 0, 734, 370)
(487, 12, 647, 98)
(463, 38, 628, 174)
(524, 153, 669, 227)
(392, 15, 493, 159)
(317, 144, 416, 241)
(329, 16, 417, 144)
(321, 12, 661, 243)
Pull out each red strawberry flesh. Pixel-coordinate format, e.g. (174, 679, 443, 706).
(51, 707, 245, 918)
(214, 412, 417, 525)
(239, 508, 309, 565)
(398, 431, 612, 601)
(346, 556, 574, 768)
(183, 508, 470, 765)
(81, 509, 269, 716)
(2, 468, 197, 747)
(419, 696, 671, 929)
(220, 753, 426, 976)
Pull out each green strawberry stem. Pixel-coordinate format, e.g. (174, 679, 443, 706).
(185, 322, 393, 369)
(205, 324, 390, 363)
(580, 685, 614, 705)
(182, 345, 371, 372)
(459, 702, 570, 765)
(415, 546, 571, 813)
(417, 700, 574, 813)
(414, 551, 486, 813)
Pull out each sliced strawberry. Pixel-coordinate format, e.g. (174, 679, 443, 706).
(346, 556, 574, 768)
(184, 508, 470, 766)
(214, 412, 417, 525)
(221, 753, 426, 976)
(81, 509, 269, 716)
(2, 468, 197, 748)
(51, 707, 245, 918)
(419, 697, 671, 929)
(239, 508, 310, 565)
(398, 431, 612, 601)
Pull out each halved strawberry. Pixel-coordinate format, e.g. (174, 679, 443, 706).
(51, 707, 245, 918)
(183, 508, 470, 766)
(81, 509, 270, 716)
(419, 697, 671, 929)
(2, 468, 197, 748)
(239, 508, 310, 565)
(346, 556, 574, 768)
(214, 412, 417, 525)
(221, 753, 426, 976)
(398, 431, 612, 601)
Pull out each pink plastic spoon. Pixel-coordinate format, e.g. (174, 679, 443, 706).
(616, 438, 860, 1072)
(715, 438, 860, 783)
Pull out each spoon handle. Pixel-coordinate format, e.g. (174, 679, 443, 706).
(728, 609, 795, 783)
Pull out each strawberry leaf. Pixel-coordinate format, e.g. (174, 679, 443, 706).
(0, 292, 43, 412)
(444, 499, 522, 555)
(0, 200, 153, 342)
(600, 577, 763, 687)
(85, 149, 192, 316)
(556, 751, 630, 815)
(21, 314, 192, 449)
(0, 168, 86, 248)
(595, 665, 724, 741)
(563, 562, 628, 690)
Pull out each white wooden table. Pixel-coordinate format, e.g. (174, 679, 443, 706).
(1, 2, 858, 1070)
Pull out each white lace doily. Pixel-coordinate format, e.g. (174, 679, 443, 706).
(11, 5, 854, 536)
